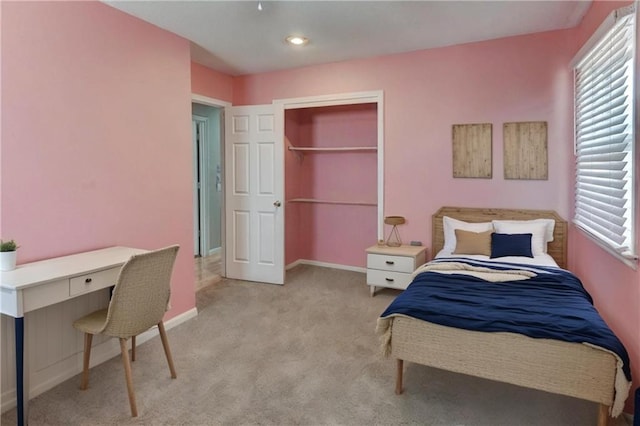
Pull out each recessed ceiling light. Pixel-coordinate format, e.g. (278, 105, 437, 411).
(285, 35, 309, 46)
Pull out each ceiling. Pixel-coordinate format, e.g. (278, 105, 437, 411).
(103, 1, 592, 76)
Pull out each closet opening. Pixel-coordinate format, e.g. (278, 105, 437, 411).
(283, 97, 383, 272)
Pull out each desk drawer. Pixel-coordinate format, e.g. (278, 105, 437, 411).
(69, 267, 120, 297)
(367, 254, 415, 273)
(367, 269, 413, 290)
(23, 279, 69, 313)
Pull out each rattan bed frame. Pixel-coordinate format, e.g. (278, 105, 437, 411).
(389, 207, 620, 426)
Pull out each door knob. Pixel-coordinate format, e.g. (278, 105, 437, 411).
(273, 200, 282, 207)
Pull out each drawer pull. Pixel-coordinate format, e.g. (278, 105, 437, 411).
(85, 278, 92, 284)
(385, 261, 395, 265)
(385, 278, 394, 282)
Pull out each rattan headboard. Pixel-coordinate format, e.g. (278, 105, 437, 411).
(432, 206, 568, 269)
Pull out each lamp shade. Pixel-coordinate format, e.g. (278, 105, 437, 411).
(384, 216, 406, 225)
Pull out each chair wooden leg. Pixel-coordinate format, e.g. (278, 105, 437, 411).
(596, 404, 611, 426)
(119, 338, 138, 417)
(395, 359, 404, 395)
(157, 322, 177, 379)
(80, 333, 93, 390)
(131, 336, 136, 362)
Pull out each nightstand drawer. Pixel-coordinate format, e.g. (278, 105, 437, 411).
(69, 267, 120, 297)
(366, 269, 413, 290)
(367, 254, 415, 273)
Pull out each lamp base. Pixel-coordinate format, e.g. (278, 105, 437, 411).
(385, 225, 402, 247)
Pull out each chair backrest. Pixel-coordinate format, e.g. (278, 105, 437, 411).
(102, 245, 179, 338)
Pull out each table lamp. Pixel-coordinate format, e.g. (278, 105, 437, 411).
(384, 216, 405, 247)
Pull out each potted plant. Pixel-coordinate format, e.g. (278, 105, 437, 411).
(0, 239, 19, 271)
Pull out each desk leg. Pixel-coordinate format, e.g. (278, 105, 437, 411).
(15, 316, 26, 426)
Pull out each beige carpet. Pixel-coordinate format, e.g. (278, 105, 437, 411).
(1, 265, 629, 425)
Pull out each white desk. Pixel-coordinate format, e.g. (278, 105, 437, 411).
(0, 246, 146, 426)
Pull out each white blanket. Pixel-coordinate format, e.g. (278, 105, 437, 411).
(411, 261, 537, 282)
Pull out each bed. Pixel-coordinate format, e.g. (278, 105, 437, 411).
(376, 207, 632, 426)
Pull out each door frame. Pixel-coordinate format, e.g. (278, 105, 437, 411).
(192, 114, 209, 256)
(191, 94, 231, 276)
(273, 90, 385, 240)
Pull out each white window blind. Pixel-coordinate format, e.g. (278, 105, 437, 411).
(574, 5, 636, 263)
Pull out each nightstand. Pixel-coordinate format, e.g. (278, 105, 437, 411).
(366, 244, 427, 296)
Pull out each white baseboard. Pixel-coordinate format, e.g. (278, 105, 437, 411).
(1, 307, 197, 414)
(286, 259, 366, 274)
(207, 247, 221, 256)
(285, 259, 304, 270)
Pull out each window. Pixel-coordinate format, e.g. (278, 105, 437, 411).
(573, 5, 637, 266)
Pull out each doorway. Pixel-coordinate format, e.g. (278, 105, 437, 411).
(192, 95, 230, 288)
(277, 91, 385, 273)
(192, 104, 223, 258)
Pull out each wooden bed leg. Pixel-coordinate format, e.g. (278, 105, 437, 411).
(395, 359, 404, 395)
(596, 404, 610, 426)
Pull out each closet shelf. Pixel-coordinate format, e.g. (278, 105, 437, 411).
(288, 198, 377, 206)
(288, 146, 377, 152)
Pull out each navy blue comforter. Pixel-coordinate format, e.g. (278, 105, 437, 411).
(380, 257, 631, 380)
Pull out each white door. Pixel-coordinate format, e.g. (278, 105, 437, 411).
(224, 104, 284, 284)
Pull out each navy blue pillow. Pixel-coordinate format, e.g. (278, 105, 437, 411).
(490, 233, 533, 258)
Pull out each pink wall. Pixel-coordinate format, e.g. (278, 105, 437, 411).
(284, 105, 377, 267)
(1, 1, 196, 318)
(567, 0, 639, 413)
(235, 29, 574, 260)
(191, 62, 234, 102)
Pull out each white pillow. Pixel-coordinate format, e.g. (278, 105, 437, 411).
(492, 220, 549, 256)
(443, 216, 494, 252)
(492, 219, 555, 247)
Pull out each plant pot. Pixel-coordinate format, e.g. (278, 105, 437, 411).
(0, 251, 17, 271)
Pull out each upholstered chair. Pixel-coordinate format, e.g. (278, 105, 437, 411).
(72, 245, 179, 417)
